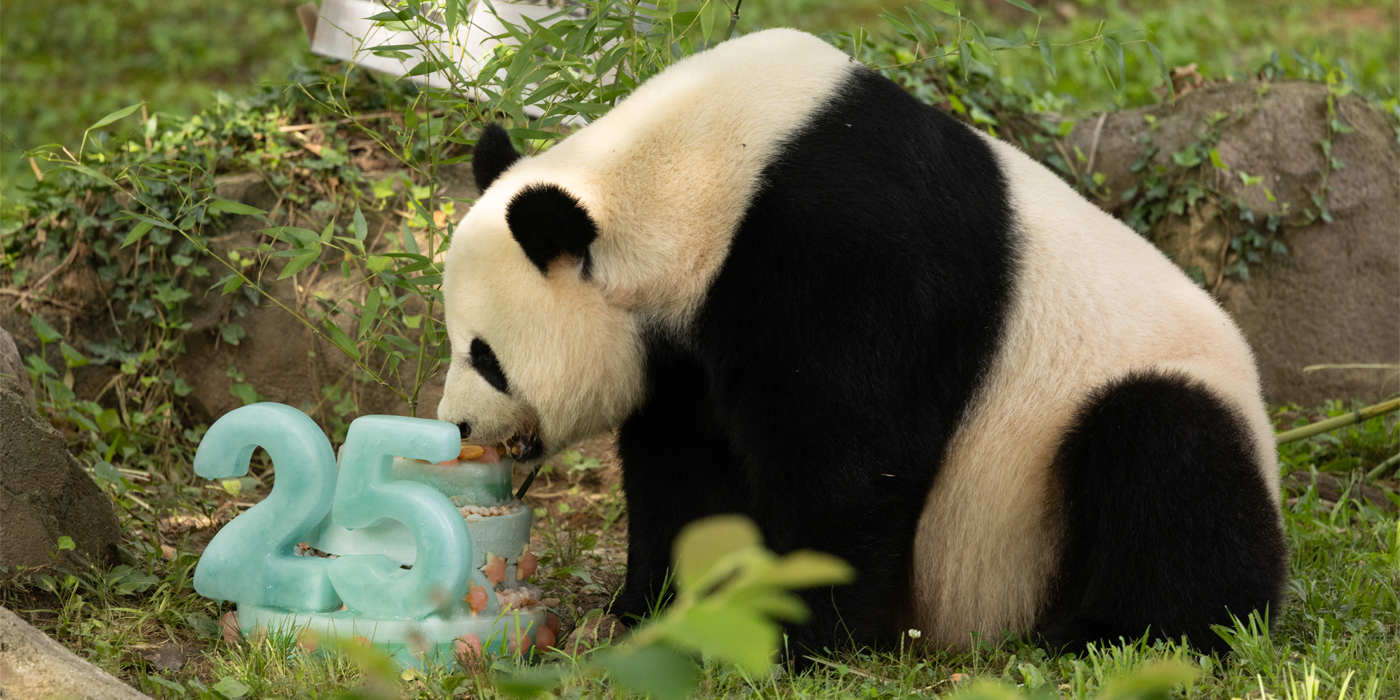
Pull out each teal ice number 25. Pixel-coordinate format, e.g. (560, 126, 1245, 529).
(192, 403, 469, 617)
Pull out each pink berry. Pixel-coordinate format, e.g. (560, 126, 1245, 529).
(517, 550, 538, 580)
(508, 628, 533, 655)
(465, 584, 488, 613)
(220, 611, 241, 644)
(485, 555, 506, 585)
(535, 626, 556, 650)
(455, 633, 483, 663)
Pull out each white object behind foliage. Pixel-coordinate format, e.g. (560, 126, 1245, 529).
(311, 0, 574, 116)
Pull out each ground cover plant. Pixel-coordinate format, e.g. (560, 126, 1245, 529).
(2, 0, 1398, 698)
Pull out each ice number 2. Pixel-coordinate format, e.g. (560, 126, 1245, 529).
(193, 403, 342, 611)
(194, 407, 471, 618)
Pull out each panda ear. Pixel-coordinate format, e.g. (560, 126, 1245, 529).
(473, 123, 521, 193)
(505, 184, 598, 276)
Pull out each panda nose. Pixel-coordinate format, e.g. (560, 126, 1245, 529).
(457, 421, 472, 439)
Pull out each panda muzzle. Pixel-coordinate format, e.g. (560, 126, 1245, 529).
(502, 426, 544, 463)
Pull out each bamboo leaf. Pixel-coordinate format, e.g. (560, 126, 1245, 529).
(1148, 41, 1171, 98)
(400, 224, 420, 256)
(277, 245, 321, 280)
(359, 288, 381, 339)
(1039, 39, 1056, 80)
(353, 206, 368, 241)
(1102, 35, 1126, 85)
(926, 0, 959, 16)
(406, 60, 448, 77)
(122, 221, 154, 248)
(208, 199, 267, 216)
(64, 164, 118, 189)
(522, 16, 567, 51)
(123, 210, 180, 231)
(325, 322, 362, 361)
(87, 103, 146, 131)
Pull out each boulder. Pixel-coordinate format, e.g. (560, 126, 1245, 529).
(1064, 81, 1400, 405)
(0, 327, 122, 569)
(0, 605, 153, 700)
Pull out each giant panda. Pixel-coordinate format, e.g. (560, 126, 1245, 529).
(436, 28, 1288, 656)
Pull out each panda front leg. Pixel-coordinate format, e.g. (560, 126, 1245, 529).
(745, 454, 920, 658)
(609, 353, 750, 625)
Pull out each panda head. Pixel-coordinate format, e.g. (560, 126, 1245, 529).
(437, 124, 646, 464)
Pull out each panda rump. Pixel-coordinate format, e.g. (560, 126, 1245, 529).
(439, 28, 1287, 656)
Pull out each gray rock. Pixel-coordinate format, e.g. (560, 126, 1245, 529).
(0, 327, 121, 569)
(0, 605, 153, 700)
(1064, 81, 1399, 405)
(0, 325, 31, 403)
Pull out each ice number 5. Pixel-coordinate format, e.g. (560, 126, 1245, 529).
(193, 403, 342, 612)
(194, 407, 471, 619)
(327, 415, 470, 618)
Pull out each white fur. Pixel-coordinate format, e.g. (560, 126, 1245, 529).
(438, 29, 858, 455)
(905, 133, 1276, 648)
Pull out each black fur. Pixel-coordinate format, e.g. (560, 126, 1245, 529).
(505, 184, 598, 276)
(611, 66, 1017, 654)
(470, 338, 510, 394)
(1036, 371, 1288, 655)
(473, 123, 521, 193)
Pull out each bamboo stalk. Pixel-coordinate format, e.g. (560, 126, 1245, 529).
(1364, 452, 1400, 481)
(1276, 397, 1400, 445)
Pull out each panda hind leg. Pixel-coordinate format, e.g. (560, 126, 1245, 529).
(1035, 370, 1288, 656)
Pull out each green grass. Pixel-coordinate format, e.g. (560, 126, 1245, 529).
(3, 0, 1396, 199)
(2, 401, 1396, 699)
(0, 0, 311, 196)
(741, 0, 1398, 111)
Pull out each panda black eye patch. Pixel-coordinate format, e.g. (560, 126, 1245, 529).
(469, 338, 510, 394)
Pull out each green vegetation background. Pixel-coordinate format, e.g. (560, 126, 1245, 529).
(2, 0, 1395, 200)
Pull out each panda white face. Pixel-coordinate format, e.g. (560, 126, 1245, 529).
(437, 129, 646, 464)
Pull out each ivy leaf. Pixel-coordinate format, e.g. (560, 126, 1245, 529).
(494, 666, 568, 699)
(60, 343, 89, 368)
(673, 515, 762, 592)
(229, 383, 262, 405)
(93, 461, 123, 483)
(56, 536, 76, 551)
(210, 676, 251, 699)
(30, 314, 62, 343)
(595, 645, 699, 700)
(669, 605, 780, 675)
(221, 322, 247, 346)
